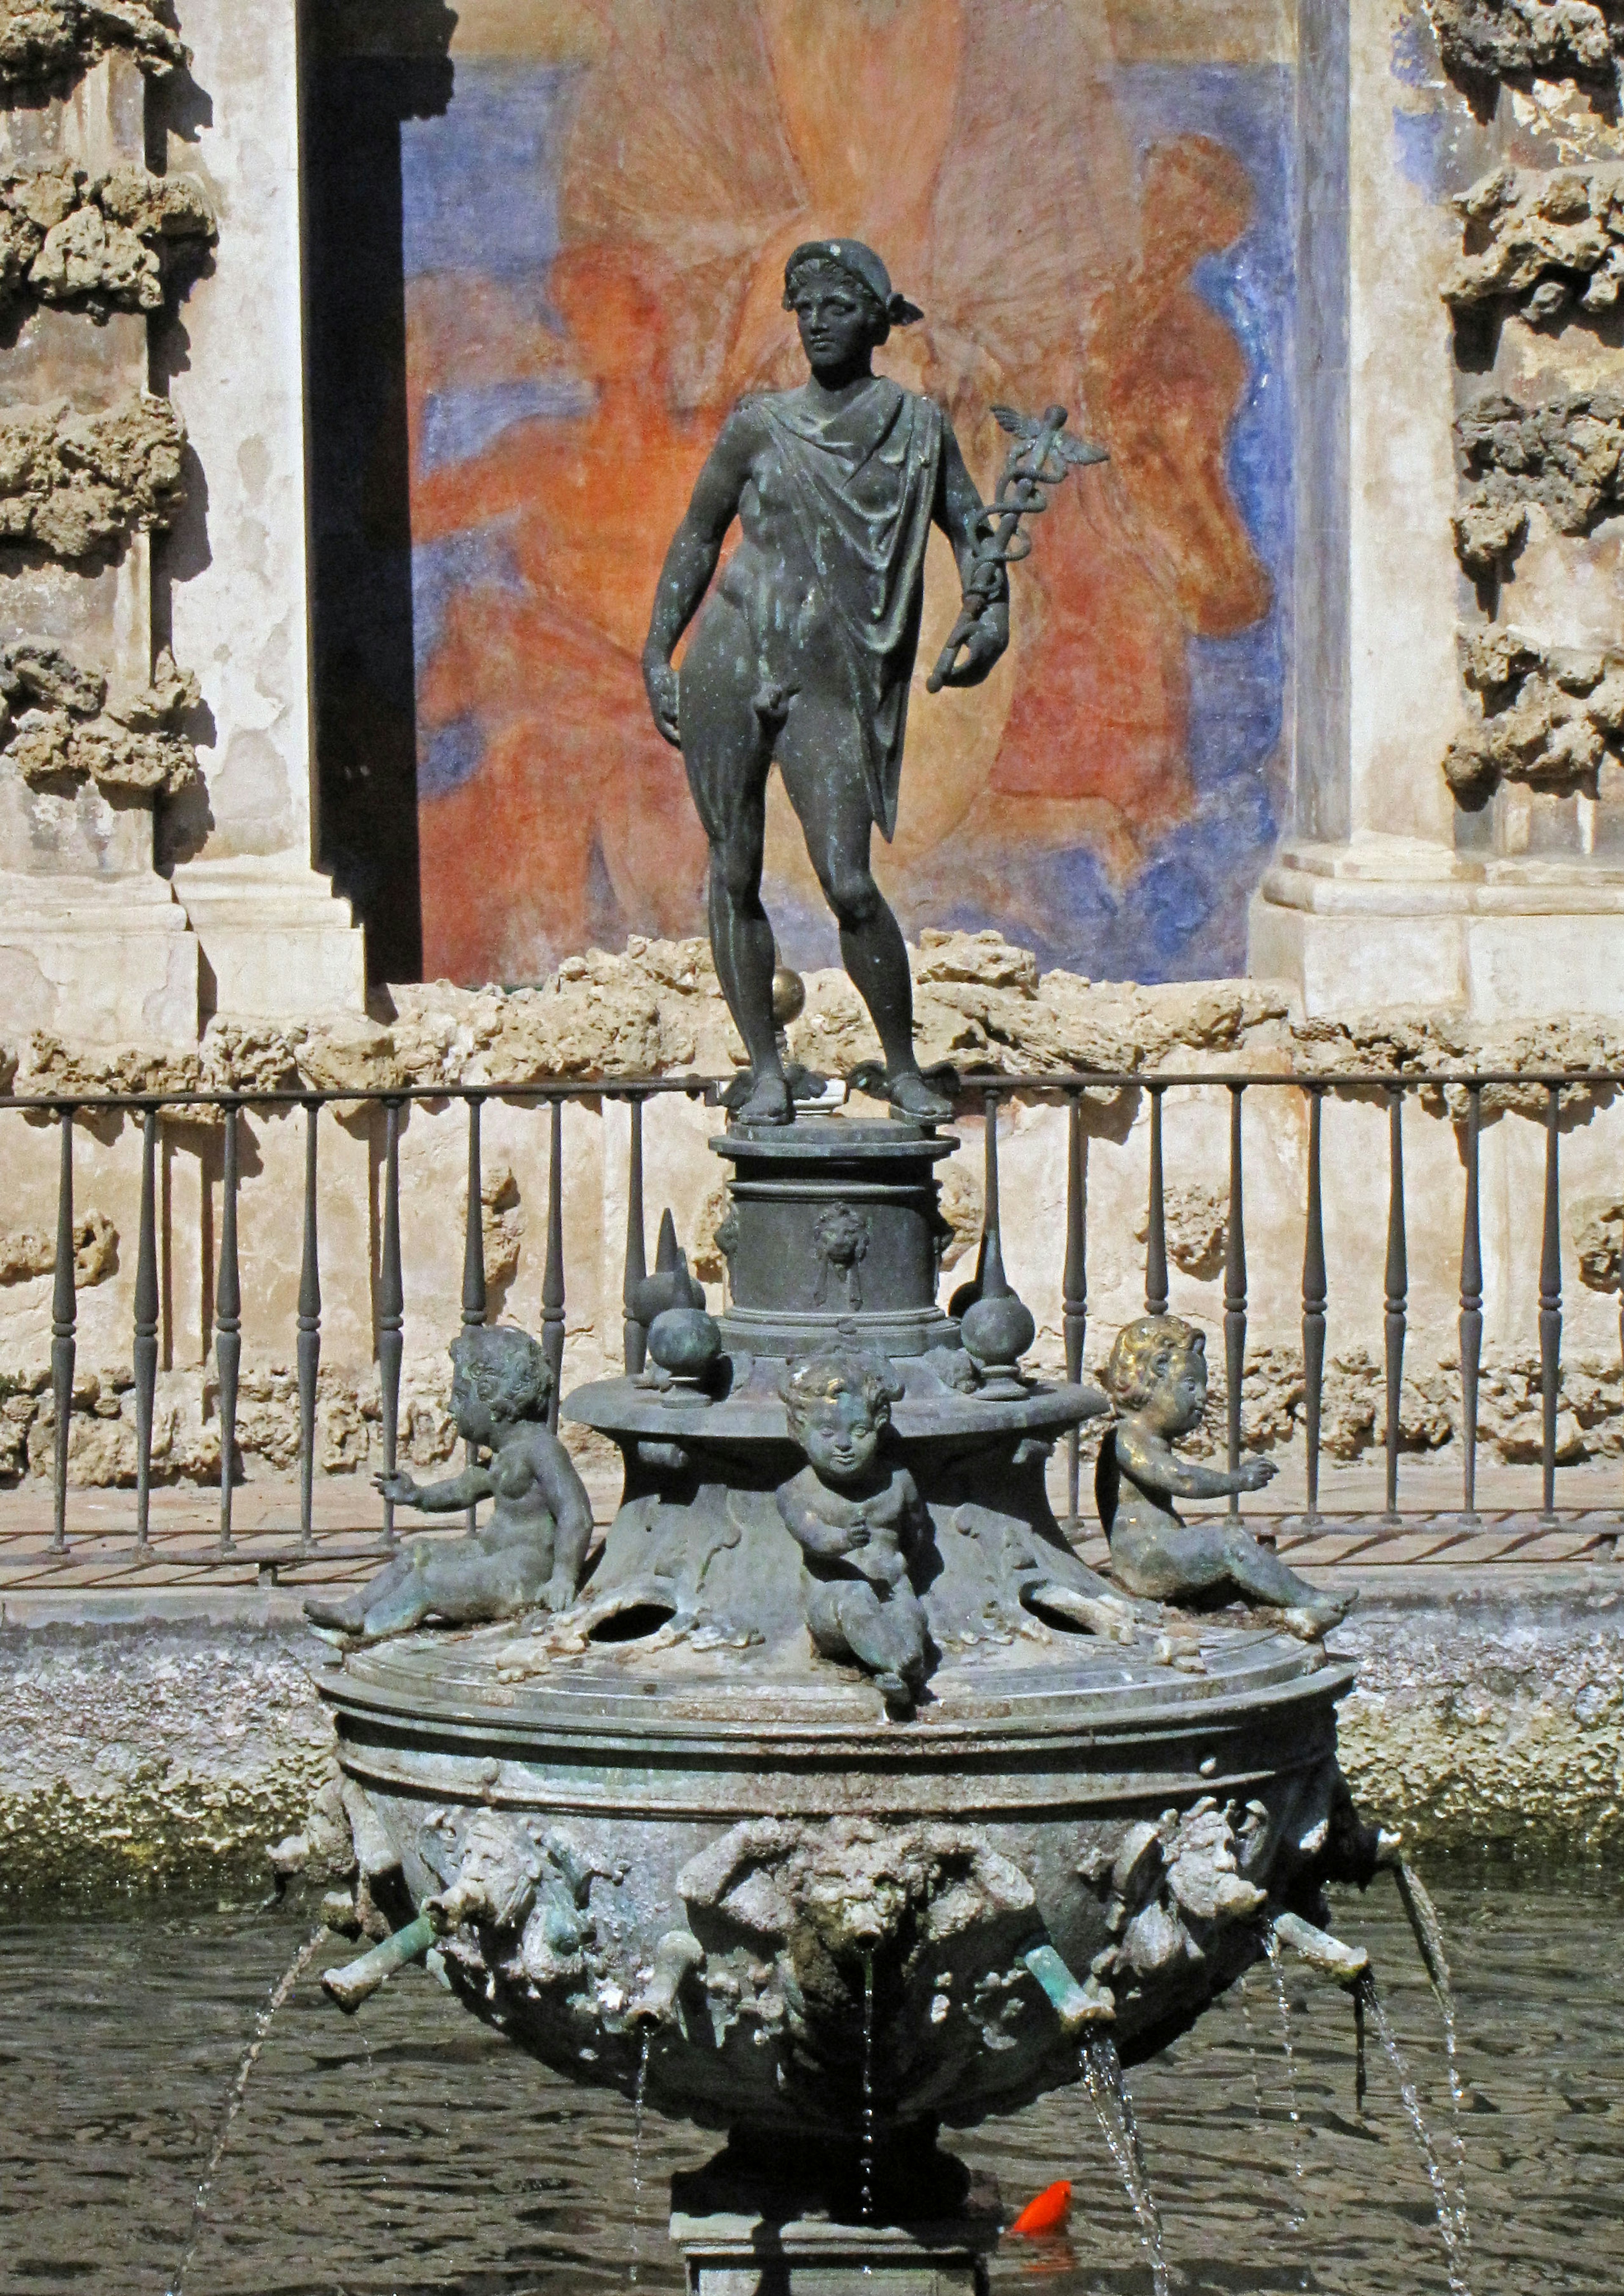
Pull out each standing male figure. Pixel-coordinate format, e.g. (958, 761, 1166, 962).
(643, 239, 1008, 1125)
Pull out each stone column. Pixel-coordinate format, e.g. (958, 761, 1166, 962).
(0, 57, 200, 1044)
(1249, 0, 1624, 1018)
(161, 0, 366, 1020)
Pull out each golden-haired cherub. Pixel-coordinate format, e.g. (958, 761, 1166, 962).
(1096, 1316, 1351, 1642)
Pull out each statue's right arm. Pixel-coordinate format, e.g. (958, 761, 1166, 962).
(642, 408, 758, 745)
(1114, 1421, 1254, 1504)
(374, 1462, 495, 1512)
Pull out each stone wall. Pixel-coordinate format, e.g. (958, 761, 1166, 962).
(0, 927, 1620, 1498)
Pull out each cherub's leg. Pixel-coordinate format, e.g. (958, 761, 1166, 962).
(778, 697, 947, 1119)
(305, 1552, 415, 1634)
(1218, 1532, 1352, 1634)
(678, 607, 783, 1116)
(838, 1582, 926, 1708)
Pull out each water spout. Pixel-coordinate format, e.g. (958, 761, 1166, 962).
(859, 1951, 876, 2225)
(1080, 2032, 1169, 2296)
(1357, 1970, 1473, 2296)
(1021, 1941, 1114, 2034)
(628, 1930, 705, 2030)
(1270, 1907, 1369, 1986)
(1394, 1859, 1470, 2241)
(1264, 1930, 1307, 2233)
(165, 1924, 325, 2296)
(630, 2027, 651, 2284)
(321, 1911, 435, 2011)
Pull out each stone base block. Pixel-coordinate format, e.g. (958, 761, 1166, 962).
(173, 858, 366, 1018)
(671, 2178, 1001, 2296)
(0, 872, 199, 1045)
(1250, 838, 1624, 1018)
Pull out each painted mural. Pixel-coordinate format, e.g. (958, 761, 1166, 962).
(401, 0, 1295, 986)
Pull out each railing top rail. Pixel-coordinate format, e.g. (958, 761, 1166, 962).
(1, 1065, 1620, 1112)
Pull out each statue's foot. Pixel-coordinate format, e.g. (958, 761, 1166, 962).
(875, 1669, 917, 1718)
(304, 1587, 368, 1634)
(887, 1068, 952, 1124)
(1279, 1592, 1353, 1642)
(734, 1071, 794, 1126)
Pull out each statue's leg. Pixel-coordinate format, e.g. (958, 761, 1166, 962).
(1220, 1532, 1353, 1634)
(777, 697, 949, 1121)
(679, 607, 787, 1121)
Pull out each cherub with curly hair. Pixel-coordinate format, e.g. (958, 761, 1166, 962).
(304, 1326, 593, 1641)
(1096, 1315, 1351, 1642)
(776, 1343, 932, 1714)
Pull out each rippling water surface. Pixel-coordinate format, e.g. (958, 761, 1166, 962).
(2, 1863, 1620, 2294)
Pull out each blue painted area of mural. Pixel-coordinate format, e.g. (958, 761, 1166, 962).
(420, 378, 596, 475)
(419, 713, 487, 802)
(412, 523, 524, 666)
(401, 62, 577, 284)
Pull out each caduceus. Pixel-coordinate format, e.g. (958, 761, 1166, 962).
(925, 404, 1108, 693)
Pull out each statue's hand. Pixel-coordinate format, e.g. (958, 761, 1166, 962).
(1236, 1456, 1277, 1492)
(642, 653, 681, 747)
(540, 1570, 577, 1613)
(937, 603, 1008, 688)
(373, 1469, 417, 1505)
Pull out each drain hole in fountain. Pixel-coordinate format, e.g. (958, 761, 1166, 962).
(1020, 1586, 1100, 1635)
(589, 1601, 678, 1644)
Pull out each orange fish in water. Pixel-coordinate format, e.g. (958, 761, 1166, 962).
(1009, 2180, 1072, 2236)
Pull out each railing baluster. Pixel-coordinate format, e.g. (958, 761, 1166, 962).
(1145, 1084, 1168, 1317)
(1459, 1084, 1483, 1525)
(296, 1100, 321, 1557)
(623, 1094, 648, 1374)
(378, 1098, 404, 1551)
(1224, 1084, 1247, 1521)
(215, 1102, 241, 1560)
(462, 1094, 486, 1530)
(1539, 1081, 1563, 1524)
(132, 1105, 158, 1562)
(49, 1104, 75, 1554)
(983, 1088, 1002, 1251)
(1301, 1087, 1326, 1526)
(1383, 1087, 1407, 1526)
(542, 1097, 565, 1430)
(1063, 1093, 1086, 1530)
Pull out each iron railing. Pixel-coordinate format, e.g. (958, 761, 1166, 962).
(1, 1066, 1621, 1592)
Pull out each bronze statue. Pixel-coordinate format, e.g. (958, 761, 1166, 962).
(305, 1327, 593, 1640)
(642, 239, 1010, 1126)
(1095, 1316, 1352, 1642)
(776, 1344, 932, 1714)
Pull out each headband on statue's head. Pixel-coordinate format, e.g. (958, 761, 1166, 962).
(782, 238, 924, 327)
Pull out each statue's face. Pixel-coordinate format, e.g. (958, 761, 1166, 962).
(450, 1361, 500, 1445)
(788, 270, 883, 374)
(796, 1387, 883, 1482)
(1147, 1346, 1207, 1436)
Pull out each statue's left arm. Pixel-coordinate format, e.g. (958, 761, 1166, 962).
(933, 415, 1010, 689)
(531, 1432, 597, 1607)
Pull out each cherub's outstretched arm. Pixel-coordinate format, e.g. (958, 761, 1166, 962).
(1115, 1423, 1275, 1502)
(374, 1462, 495, 1512)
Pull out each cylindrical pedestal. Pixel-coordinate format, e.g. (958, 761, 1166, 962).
(716, 1117, 958, 1357)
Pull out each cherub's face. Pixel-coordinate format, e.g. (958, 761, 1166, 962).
(789, 271, 882, 376)
(450, 1364, 500, 1446)
(796, 1387, 882, 1483)
(1143, 1346, 1207, 1436)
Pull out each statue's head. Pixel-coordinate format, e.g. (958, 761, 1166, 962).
(1103, 1315, 1208, 1436)
(449, 1324, 553, 1440)
(782, 239, 922, 371)
(781, 1342, 904, 1483)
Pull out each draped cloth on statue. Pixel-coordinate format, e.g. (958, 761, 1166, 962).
(757, 379, 943, 840)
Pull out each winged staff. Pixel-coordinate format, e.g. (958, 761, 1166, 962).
(925, 403, 1108, 694)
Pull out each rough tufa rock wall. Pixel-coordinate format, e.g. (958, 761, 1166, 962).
(0, 391, 184, 558)
(0, 157, 212, 319)
(0, 0, 188, 93)
(1426, 0, 1624, 91)
(0, 638, 199, 794)
(1446, 162, 1624, 326)
(1452, 388, 1624, 579)
(1442, 625, 1624, 802)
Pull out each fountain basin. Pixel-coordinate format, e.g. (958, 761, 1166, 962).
(321, 1615, 1374, 2158)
